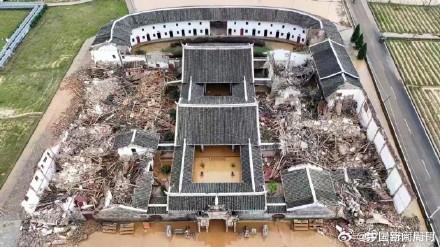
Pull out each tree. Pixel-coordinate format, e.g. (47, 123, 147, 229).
(357, 43, 367, 60)
(355, 33, 364, 49)
(351, 24, 360, 43)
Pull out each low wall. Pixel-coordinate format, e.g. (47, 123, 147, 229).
(0, 2, 45, 69)
(350, 89, 412, 213)
(21, 145, 59, 215)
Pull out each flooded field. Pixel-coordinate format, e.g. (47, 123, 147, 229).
(130, 0, 347, 24)
(80, 221, 342, 247)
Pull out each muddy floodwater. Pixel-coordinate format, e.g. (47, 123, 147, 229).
(130, 0, 346, 24)
(80, 221, 342, 247)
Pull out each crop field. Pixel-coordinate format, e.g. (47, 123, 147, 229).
(369, 2, 440, 34)
(0, 10, 30, 48)
(387, 39, 440, 151)
(0, 0, 127, 188)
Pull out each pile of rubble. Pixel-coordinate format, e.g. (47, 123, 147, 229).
(260, 52, 420, 246)
(18, 64, 175, 246)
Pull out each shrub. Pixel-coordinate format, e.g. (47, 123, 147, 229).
(351, 24, 360, 43)
(357, 43, 367, 60)
(166, 86, 180, 101)
(162, 131, 174, 141)
(254, 46, 270, 57)
(355, 34, 364, 49)
(160, 165, 171, 175)
(268, 181, 278, 194)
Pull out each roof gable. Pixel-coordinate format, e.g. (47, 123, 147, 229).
(281, 165, 338, 209)
(183, 44, 253, 84)
(176, 104, 260, 145)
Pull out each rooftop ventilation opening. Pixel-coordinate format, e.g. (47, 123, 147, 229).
(204, 83, 232, 96)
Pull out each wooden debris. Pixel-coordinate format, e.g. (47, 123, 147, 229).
(292, 220, 309, 231)
(119, 223, 135, 235)
(102, 222, 117, 233)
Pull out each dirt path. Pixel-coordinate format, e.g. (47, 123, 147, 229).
(0, 37, 93, 218)
(0, 112, 42, 120)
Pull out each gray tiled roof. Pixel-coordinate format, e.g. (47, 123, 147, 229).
(149, 196, 167, 204)
(267, 205, 287, 213)
(168, 196, 214, 211)
(183, 44, 253, 84)
(310, 40, 361, 98)
(281, 165, 338, 209)
(92, 7, 325, 47)
(93, 21, 114, 45)
(179, 71, 256, 105)
(309, 168, 338, 206)
(267, 196, 286, 203)
(147, 206, 168, 214)
(332, 41, 358, 77)
(176, 105, 259, 145)
(319, 74, 361, 98)
(281, 168, 314, 208)
(132, 171, 154, 209)
(179, 43, 256, 104)
(168, 194, 266, 211)
(113, 129, 159, 149)
(310, 40, 341, 78)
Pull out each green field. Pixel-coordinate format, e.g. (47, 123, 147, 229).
(0, 10, 30, 48)
(369, 2, 440, 34)
(0, 0, 127, 187)
(387, 39, 440, 152)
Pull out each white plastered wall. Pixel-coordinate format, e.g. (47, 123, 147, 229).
(91, 43, 121, 64)
(130, 20, 211, 46)
(117, 144, 149, 159)
(351, 90, 411, 213)
(21, 147, 58, 215)
(227, 20, 307, 44)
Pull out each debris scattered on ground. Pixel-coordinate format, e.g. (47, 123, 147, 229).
(18, 64, 176, 246)
(259, 53, 419, 246)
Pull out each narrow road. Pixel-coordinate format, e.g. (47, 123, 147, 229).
(346, 0, 440, 242)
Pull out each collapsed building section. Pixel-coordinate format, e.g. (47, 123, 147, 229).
(18, 6, 419, 246)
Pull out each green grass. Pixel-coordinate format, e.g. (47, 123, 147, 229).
(0, 116, 39, 186)
(0, 10, 30, 48)
(369, 2, 440, 34)
(0, 0, 127, 112)
(0, 0, 127, 188)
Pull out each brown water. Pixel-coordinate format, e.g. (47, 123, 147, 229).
(130, 0, 345, 24)
(193, 146, 242, 183)
(80, 221, 342, 247)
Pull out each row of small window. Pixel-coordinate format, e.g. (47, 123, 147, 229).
(232, 21, 305, 32)
(132, 28, 209, 43)
(232, 29, 300, 36)
(140, 21, 205, 31)
(229, 28, 305, 42)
